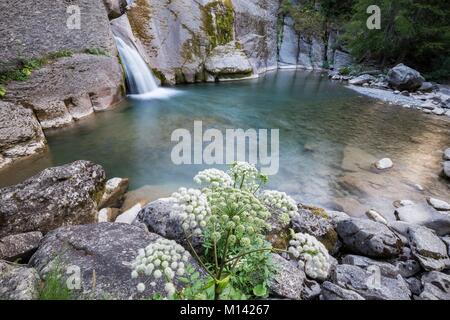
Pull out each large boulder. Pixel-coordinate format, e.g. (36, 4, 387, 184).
(268, 254, 321, 300)
(387, 64, 425, 91)
(5, 54, 124, 129)
(408, 226, 450, 271)
(133, 198, 199, 248)
(395, 204, 450, 236)
(205, 42, 254, 80)
(419, 271, 450, 300)
(331, 264, 411, 300)
(0, 160, 106, 237)
(0, 261, 40, 300)
(336, 218, 403, 258)
(0, 232, 42, 262)
(0, 101, 46, 169)
(29, 223, 204, 299)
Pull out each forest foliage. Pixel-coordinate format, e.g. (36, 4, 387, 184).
(280, 0, 450, 79)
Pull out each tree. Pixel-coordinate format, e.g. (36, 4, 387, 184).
(341, 0, 450, 78)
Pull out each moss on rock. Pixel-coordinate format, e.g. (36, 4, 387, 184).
(202, 0, 235, 51)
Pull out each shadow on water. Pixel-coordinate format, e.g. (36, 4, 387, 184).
(1, 70, 450, 218)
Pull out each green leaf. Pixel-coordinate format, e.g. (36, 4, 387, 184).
(252, 283, 268, 297)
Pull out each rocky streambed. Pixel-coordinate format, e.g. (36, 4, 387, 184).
(1, 160, 450, 300)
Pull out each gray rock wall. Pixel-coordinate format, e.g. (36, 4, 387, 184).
(0, 0, 117, 73)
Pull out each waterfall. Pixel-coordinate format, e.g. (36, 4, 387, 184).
(115, 36, 158, 94)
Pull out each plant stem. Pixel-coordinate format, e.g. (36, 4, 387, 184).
(184, 233, 216, 280)
(224, 247, 288, 265)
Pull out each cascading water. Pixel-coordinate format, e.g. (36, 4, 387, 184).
(114, 35, 179, 99)
(115, 36, 158, 94)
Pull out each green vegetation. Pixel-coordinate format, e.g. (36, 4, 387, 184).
(202, 0, 235, 50)
(0, 50, 74, 98)
(84, 48, 108, 56)
(280, 0, 450, 80)
(38, 267, 73, 300)
(342, 0, 450, 77)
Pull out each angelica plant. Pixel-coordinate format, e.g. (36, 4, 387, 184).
(288, 232, 331, 280)
(228, 161, 268, 193)
(259, 190, 298, 227)
(193, 169, 233, 188)
(131, 238, 190, 297)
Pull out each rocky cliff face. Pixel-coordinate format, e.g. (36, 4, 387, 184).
(278, 16, 352, 70)
(126, 0, 280, 84)
(0, 0, 125, 167)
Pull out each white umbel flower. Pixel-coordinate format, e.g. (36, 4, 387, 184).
(259, 190, 298, 226)
(288, 232, 331, 280)
(130, 238, 189, 297)
(170, 188, 211, 235)
(193, 169, 233, 188)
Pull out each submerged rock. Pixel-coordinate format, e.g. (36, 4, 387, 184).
(387, 64, 425, 91)
(336, 218, 403, 258)
(0, 232, 42, 262)
(269, 254, 320, 300)
(0, 160, 106, 238)
(0, 261, 40, 300)
(374, 158, 393, 170)
(331, 264, 411, 300)
(408, 226, 450, 271)
(0, 101, 46, 169)
(29, 223, 204, 300)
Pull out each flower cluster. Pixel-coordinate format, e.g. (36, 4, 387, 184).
(193, 169, 233, 188)
(170, 188, 211, 236)
(228, 162, 266, 193)
(259, 190, 298, 226)
(131, 238, 190, 296)
(203, 187, 271, 249)
(288, 232, 331, 280)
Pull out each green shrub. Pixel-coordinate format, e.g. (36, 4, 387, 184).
(339, 66, 352, 75)
(85, 48, 108, 56)
(38, 267, 73, 300)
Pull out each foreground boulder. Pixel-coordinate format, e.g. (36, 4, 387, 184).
(134, 198, 197, 248)
(331, 264, 411, 300)
(336, 218, 403, 258)
(29, 223, 205, 299)
(0, 160, 106, 237)
(0, 101, 46, 169)
(349, 74, 376, 86)
(0, 232, 42, 262)
(0, 261, 40, 300)
(387, 64, 425, 91)
(269, 254, 320, 300)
